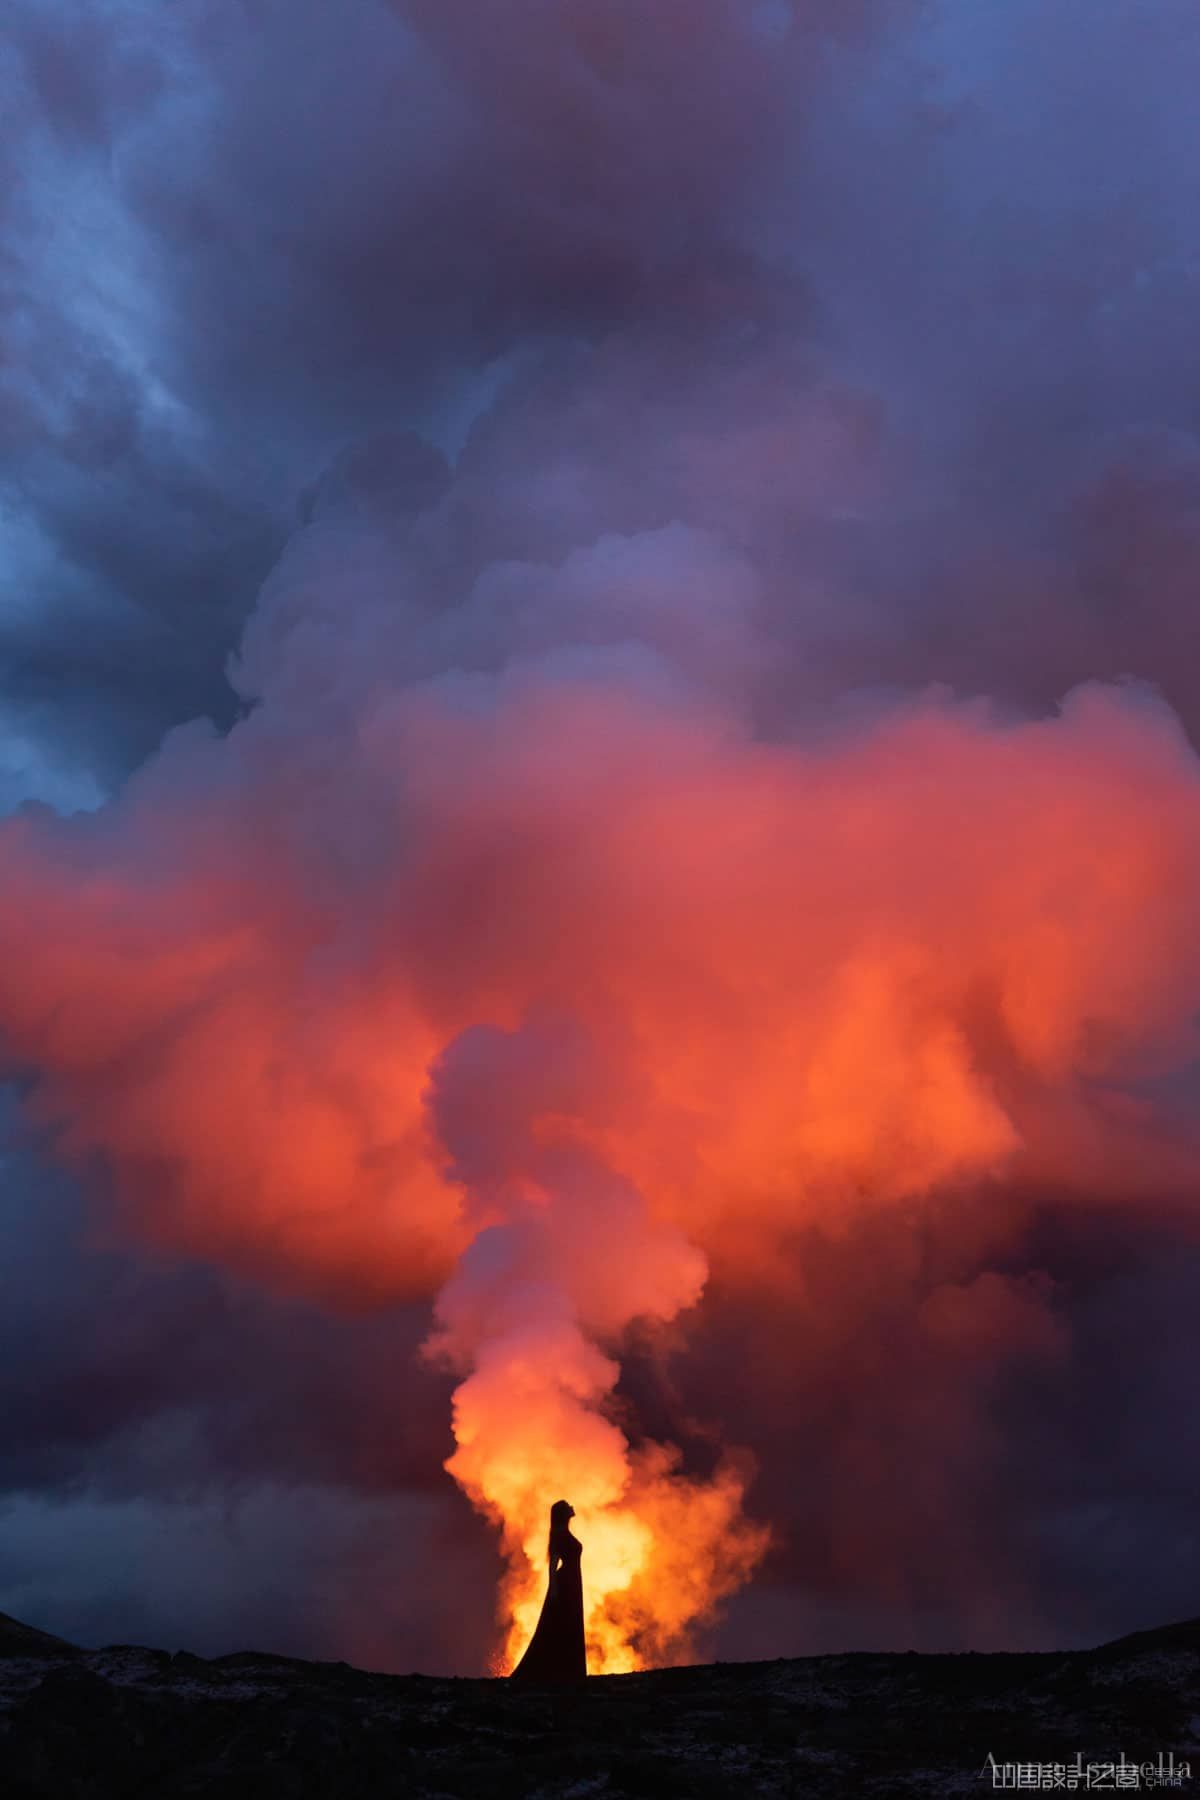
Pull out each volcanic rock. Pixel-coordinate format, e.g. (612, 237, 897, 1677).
(1, 1613, 1198, 1797)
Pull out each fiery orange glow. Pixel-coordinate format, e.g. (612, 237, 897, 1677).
(2, 676, 1200, 1667)
(496, 1458, 769, 1676)
(427, 1209, 769, 1672)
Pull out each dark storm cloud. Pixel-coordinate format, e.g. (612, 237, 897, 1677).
(1, 5, 283, 783)
(0, 1485, 499, 1671)
(681, 1199, 1200, 1660)
(0, 1116, 498, 1669)
(6, 0, 1198, 779)
(736, 0, 1200, 742)
(0, 1125, 452, 1501)
(0, 0, 894, 795)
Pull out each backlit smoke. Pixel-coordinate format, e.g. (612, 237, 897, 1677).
(3, 524, 1200, 1660)
(423, 1023, 768, 1670)
(4, 0, 1200, 1668)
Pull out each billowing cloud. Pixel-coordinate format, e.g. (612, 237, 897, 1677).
(3, 0, 1200, 1673)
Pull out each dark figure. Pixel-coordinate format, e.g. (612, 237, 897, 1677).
(508, 1499, 587, 1686)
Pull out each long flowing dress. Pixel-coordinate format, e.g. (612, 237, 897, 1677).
(508, 1531, 587, 1686)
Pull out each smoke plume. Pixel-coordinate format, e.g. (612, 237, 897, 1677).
(3, 0, 1200, 1668)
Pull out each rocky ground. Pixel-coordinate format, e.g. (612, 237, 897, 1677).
(1, 1609, 1198, 1797)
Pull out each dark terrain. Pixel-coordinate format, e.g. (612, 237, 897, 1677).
(1, 1608, 1197, 1797)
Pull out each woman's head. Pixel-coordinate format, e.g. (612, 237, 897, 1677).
(547, 1498, 575, 1560)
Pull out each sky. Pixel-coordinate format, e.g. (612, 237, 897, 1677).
(1, 0, 1200, 1674)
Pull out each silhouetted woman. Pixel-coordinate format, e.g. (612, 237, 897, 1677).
(508, 1499, 587, 1686)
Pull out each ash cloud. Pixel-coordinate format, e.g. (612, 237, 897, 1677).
(0, 1109, 494, 1669)
(2, 0, 1200, 1668)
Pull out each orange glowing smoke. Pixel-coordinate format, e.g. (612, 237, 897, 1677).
(422, 1148, 770, 1670)
(1, 671, 1200, 1668)
(437, 1324, 768, 1675)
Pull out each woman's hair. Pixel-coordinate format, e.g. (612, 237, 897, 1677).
(548, 1498, 573, 1564)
